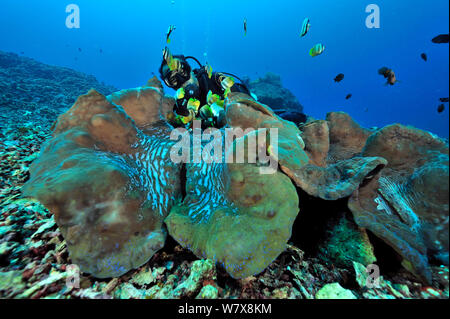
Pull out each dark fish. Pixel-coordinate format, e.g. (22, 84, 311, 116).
(440, 97, 449, 103)
(78, 48, 82, 52)
(334, 73, 344, 82)
(20, 52, 24, 55)
(378, 67, 390, 76)
(346, 94, 352, 100)
(432, 34, 449, 44)
(244, 18, 247, 36)
(438, 104, 445, 113)
(309, 43, 325, 57)
(378, 67, 398, 85)
(300, 18, 310, 37)
(421, 53, 427, 61)
(166, 25, 176, 44)
(99, 49, 103, 54)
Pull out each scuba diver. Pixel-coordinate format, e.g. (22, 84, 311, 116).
(159, 47, 252, 128)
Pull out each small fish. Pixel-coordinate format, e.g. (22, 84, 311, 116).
(437, 104, 445, 113)
(99, 49, 103, 54)
(207, 90, 215, 105)
(244, 18, 247, 36)
(20, 51, 24, 55)
(386, 71, 398, 85)
(300, 18, 311, 37)
(78, 48, 82, 52)
(181, 111, 195, 125)
(432, 34, 449, 44)
(175, 88, 185, 100)
(378, 67, 390, 76)
(207, 90, 224, 106)
(221, 76, 235, 90)
(205, 62, 213, 79)
(421, 53, 427, 61)
(346, 94, 352, 100)
(309, 43, 325, 57)
(166, 25, 176, 44)
(163, 47, 180, 71)
(222, 76, 235, 98)
(334, 73, 344, 82)
(440, 97, 449, 103)
(378, 67, 398, 86)
(187, 98, 201, 112)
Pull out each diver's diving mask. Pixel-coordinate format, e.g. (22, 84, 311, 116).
(162, 60, 191, 89)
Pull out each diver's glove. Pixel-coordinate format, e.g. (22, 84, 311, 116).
(171, 99, 201, 126)
(176, 86, 200, 103)
(174, 86, 200, 113)
(167, 109, 196, 126)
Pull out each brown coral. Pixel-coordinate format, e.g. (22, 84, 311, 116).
(22, 87, 183, 278)
(107, 76, 174, 130)
(297, 115, 449, 284)
(326, 112, 373, 164)
(349, 124, 449, 283)
(165, 129, 300, 279)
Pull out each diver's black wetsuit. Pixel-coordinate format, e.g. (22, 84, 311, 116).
(174, 68, 251, 117)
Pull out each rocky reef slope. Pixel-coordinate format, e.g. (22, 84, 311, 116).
(243, 73, 306, 124)
(0, 51, 116, 128)
(243, 73, 303, 112)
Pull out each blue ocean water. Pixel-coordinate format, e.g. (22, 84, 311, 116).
(1, 0, 448, 137)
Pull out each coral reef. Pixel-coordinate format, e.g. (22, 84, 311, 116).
(298, 113, 449, 284)
(243, 72, 304, 113)
(317, 211, 377, 269)
(19, 76, 449, 285)
(0, 56, 448, 298)
(0, 51, 116, 128)
(349, 124, 449, 283)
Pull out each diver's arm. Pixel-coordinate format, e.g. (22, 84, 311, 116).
(174, 98, 190, 116)
(171, 95, 201, 126)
